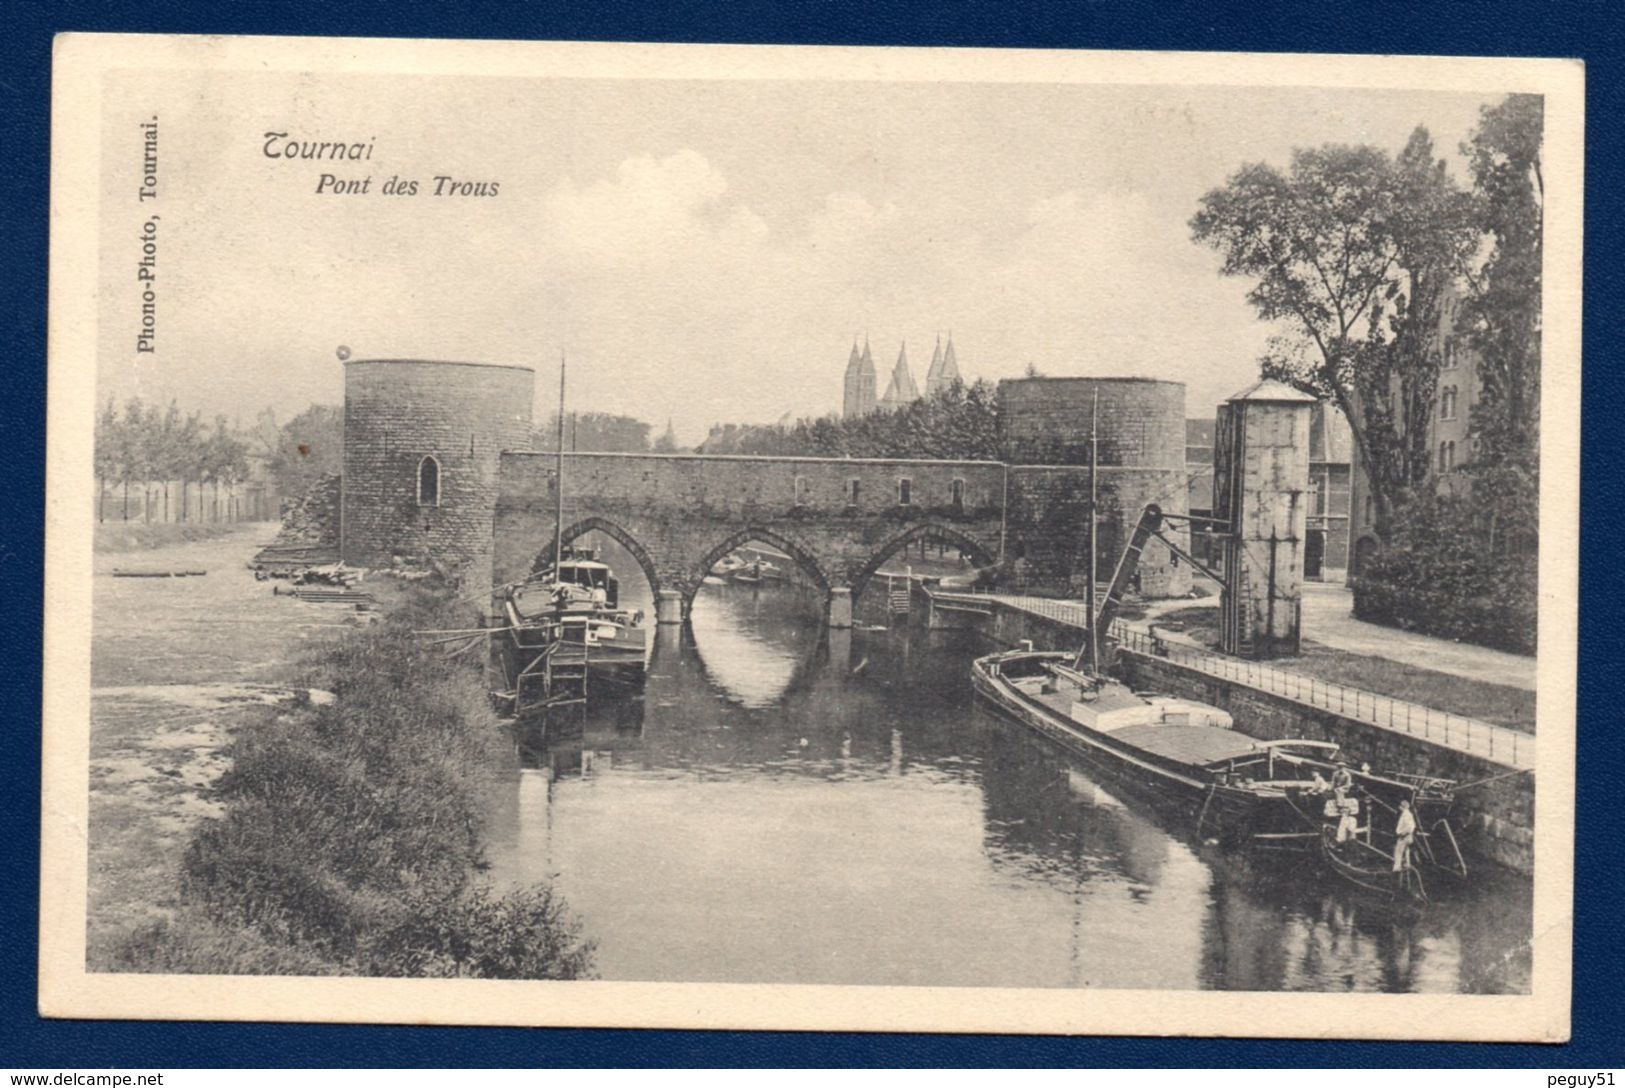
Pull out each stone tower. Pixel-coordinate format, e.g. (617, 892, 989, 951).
(1213, 378, 1315, 659)
(925, 334, 961, 396)
(878, 341, 920, 412)
(341, 358, 535, 590)
(842, 338, 877, 418)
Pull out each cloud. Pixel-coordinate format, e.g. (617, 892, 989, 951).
(542, 149, 768, 264)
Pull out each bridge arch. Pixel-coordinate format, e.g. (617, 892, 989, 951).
(850, 522, 999, 602)
(531, 516, 663, 599)
(689, 526, 833, 610)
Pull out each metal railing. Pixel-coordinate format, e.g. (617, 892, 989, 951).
(932, 589, 1531, 770)
(1109, 622, 1530, 770)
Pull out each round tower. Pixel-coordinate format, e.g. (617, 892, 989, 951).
(996, 376, 1191, 598)
(341, 359, 535, 580)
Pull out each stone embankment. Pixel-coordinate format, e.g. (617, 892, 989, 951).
(929, 590, 1535, 874)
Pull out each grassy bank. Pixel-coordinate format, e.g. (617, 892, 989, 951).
(1289, 642, 1537, 734)
(1141, 604, 1535, 733)
(106, 585, 596, 978)
(95, 520, 264, 554)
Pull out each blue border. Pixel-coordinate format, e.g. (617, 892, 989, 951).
(6, 0, 1621, 1068)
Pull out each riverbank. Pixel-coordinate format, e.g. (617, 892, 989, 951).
(90, 525, 594, 977)
(94, 519, 257, 554)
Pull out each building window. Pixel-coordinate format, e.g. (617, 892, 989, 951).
(1363, 492, 1373, 527)
(950, 477, 965, 509)
(848, 478, 861, 505)
(1443, 341, 1458, 370)
(1440, 386, 1458, 421)
(1438, 441, 1458, 474)
(793, 474, 808, 506)
(417, 455, 440, 506)
(897, 477, 912, 506)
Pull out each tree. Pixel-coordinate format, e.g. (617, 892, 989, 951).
(123, 398, 155, 522)
(535, 411, 651, 453)
(203, 414, 250, 522)
(1190, 131, 1477, 539)
(94, 399, 120, 523)
(1462, 94, 1543, 479)
(270, 404, 344, 506)
(721, 378, 1001, 462)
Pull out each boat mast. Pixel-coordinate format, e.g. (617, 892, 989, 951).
(1087, 387, 1100, 674)
(553, 353, 567, 578)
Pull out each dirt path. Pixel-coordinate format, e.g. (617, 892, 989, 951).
(1299, 582, 1536, 692)
(88, 524, 361, 965)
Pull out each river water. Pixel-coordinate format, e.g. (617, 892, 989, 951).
(481, 578, 1532, 993)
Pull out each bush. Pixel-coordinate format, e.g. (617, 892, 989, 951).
(1352, 478, 1537, 655)
(173, 585, 596, 977)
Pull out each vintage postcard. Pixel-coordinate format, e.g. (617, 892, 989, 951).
(42, 35, 1581, 1039)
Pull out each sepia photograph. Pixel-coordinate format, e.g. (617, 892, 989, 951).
(41, 35, 1581, 1039)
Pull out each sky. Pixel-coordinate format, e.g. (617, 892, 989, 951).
(94, 64, 1503, 446)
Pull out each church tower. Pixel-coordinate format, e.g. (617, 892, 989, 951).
(925, 333, 962, 396)
(843, 337, 877, 418)
(879, 341, 921, 412)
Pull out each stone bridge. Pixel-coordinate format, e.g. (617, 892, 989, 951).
(333, 361, 1196, 627)
(492, 452, 1011, 625)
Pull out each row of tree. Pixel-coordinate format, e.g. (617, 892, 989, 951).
(94, 397, 253, 523)
(533, 411, 660, 454)
(705, 379, 1002, 461)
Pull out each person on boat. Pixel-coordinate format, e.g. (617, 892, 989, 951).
(1330, 766, 1353, 794)
(1309, 771, 1330, 794)
(1392, 800, 1418, 872)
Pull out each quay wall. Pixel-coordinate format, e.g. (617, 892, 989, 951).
(944, 596, 1534, 874)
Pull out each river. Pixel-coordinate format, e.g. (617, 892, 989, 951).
(481, 576, 1533, 994)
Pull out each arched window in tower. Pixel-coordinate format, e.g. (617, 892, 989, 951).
(417, 455, 441, 507)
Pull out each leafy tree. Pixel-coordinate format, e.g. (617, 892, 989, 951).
(724, 379, 1001, 462)
(1190, 131, 1477, 539)
(114, 398, 145, 520)
(203, 414, 251, 522)
(535, 411, 651, 453)
(1461, 94, 1543, 480)
(94, 399, 120, 522)
(270, 404, 345, 506)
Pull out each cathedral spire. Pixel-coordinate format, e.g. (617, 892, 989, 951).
(935, 334, 961, 392)
(879, 340, 920, 411)
(844, 335, 877, 418)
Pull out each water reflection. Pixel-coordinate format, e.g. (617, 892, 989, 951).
(482, 582, 1532, 993)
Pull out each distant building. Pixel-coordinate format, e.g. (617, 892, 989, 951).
(1185, 418, 1217, 564)
(878, 342, 921, 411)
(842, 338, 877, 418)
(1347, 284, 1480, 580)
(1307, 402, 1353, 580)
(924, 334, 961, 396)
(844, 333, 961, 416)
